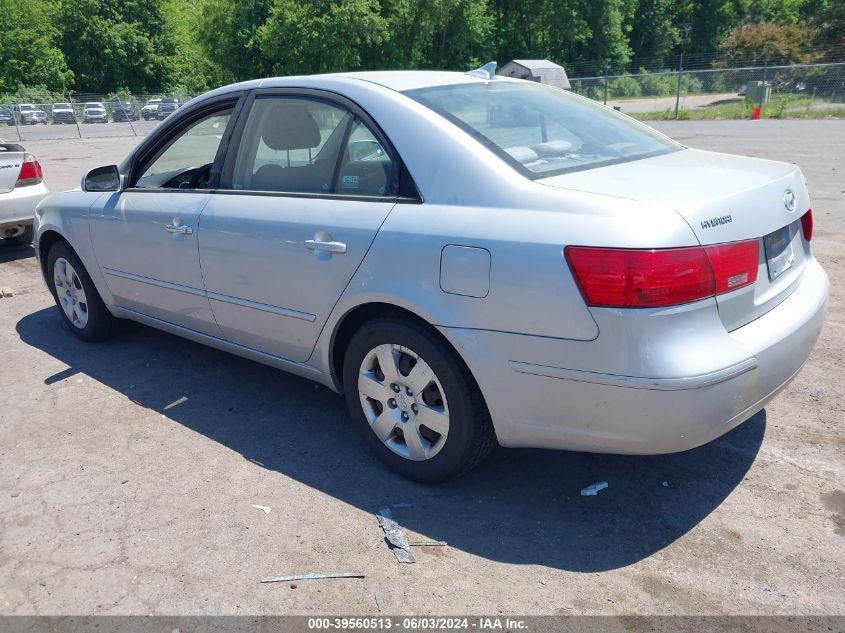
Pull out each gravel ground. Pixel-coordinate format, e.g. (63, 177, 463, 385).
(0, 120, 843, 616)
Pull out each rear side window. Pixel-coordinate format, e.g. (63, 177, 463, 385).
(405, 81, 680, 178)
(229, 96, 397, 197)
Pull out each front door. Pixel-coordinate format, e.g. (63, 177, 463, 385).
(199, 93, 400, 362)
(89, 102, 237, 335)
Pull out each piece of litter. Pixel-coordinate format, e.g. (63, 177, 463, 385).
(580, 481, 609, 496)
(662, 481, 669, 487)
(407, 540, 447, 547)
(11, 491, 21, 498)
(374, 592, 385, 612)
(377, 507, 416, 563)
(261, 572, 364, 584)
(0, 287, 13, 298)
(251, 504, 271, 514)
(391, 502, 413, 509)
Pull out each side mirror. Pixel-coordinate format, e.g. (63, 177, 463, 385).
(83, 165, 122, 192)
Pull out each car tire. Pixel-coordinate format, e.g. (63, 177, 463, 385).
(4, 225, 33, 245)
(342, 316, 496, 483)
(47, 241, 117, 342)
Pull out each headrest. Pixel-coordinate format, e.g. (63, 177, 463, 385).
(260, 101, 321, 151)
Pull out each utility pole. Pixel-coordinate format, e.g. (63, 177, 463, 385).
(603, 62, 609, 106)
(674, 52, 684, 120)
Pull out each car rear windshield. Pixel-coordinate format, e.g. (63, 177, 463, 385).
(404, 81, 681, 178)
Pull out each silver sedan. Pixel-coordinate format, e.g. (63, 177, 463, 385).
(34, 69, 828, 482)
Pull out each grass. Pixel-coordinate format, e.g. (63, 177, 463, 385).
(631, 94, 845, 121)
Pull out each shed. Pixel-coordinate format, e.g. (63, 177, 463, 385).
(498, 59, 571, 90)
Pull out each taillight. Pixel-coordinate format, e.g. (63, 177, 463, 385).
(16, 153, 43, 187)
(801, 209, 813, 242)
(703, 240, 759, 294)
(565, 239, 760, 308)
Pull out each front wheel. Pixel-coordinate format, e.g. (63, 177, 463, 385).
(342, 317, 496, 483)
(47, 241, 117, 341)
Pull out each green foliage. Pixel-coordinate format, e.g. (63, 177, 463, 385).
(637, 68, 704, 95)
(57, 0, 175, 93)
(0, 0, 837, 97)
(717, 22, 816, 66)
(371, 0, 493, 70)
(608, 75, 642, 97)
(257, 0, 388, 75)
(0, 0, 73, 93)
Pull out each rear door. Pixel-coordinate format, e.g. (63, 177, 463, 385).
(0, 144, 25, 193)
(198, 90, 401, 362)
(89, 96, 241, 335)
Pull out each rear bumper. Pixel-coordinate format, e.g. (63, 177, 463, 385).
(0, 183, 50, 229)
(441, 258, 828, 454)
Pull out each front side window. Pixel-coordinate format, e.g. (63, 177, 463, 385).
(230, 96, 396, 197)
(405, 81, 681, 178)
(134, 108, 233, 189)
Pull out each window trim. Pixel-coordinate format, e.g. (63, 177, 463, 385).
(126, 93, 246, 192)
(218, 87, 420, 203)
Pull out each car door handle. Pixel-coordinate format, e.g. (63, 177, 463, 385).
(305, 239, 347, 254)
(165, 224, 193, 235)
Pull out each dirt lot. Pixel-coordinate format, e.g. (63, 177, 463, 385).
(0, 121, 843, 616)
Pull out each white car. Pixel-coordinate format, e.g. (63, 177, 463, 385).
(82, 102, 108, 124)
(51, 103, 77, 124)
(15, 104, 48, 125)
(141, 99, 162, 120)
(0, 143, 49, 244)
(34, 68, 827, 482)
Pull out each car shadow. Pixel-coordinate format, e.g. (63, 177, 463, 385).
(0, 241, 35, 263)
(16, 307, 765, 572)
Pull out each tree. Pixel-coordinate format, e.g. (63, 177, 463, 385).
(812, 0, 845, 50)
(682, 0, 750, 54)
(718, 22, 815, 65)
(257, 0, 388, 75)
(371, 0, 493, 70)
(628, 0, 694, 68)
(57, 0, 175, 93)
(0, 0, 73, 94)
(196, 0, 274, 83)
(161, 0, 225, 92)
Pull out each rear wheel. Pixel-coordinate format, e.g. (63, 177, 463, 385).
(47, 241, 117, 341)
(4, 225, 33, 245)
(342, 317, 496, 483)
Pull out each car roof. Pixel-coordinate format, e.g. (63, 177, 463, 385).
(329, 70, 505, 92)
(221, 70, 517, 95)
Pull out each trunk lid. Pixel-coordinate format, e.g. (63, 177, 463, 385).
(0, 143, 25, 194)
(541, 148, 811, 330)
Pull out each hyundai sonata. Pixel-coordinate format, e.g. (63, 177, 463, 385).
(34, 67, 828, 482)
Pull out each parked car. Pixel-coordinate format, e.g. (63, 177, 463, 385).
(34, 69, 828, 483)
(0, 143, 49, 244)
(141, 98, 162, 120)
(0, 108, 13, 126)
(82, 102, 108, 124)
(51, 103, 77, 124)
(156, 98, 180, 120)
(110, 100, 138, 122)
(15, 104, 48, 125)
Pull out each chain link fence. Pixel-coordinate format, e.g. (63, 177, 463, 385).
(0, 93, 199, 142)
(570, 61, 845, 120)
(3, 47, 845, 142)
